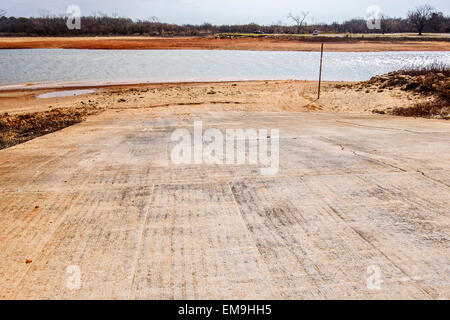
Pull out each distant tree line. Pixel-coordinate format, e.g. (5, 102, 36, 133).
(0, 5, 448, 36)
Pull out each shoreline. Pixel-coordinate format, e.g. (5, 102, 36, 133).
(0, 79, 432, 116)
(1, 36, 449, 52)
(0, 79, 326, 92)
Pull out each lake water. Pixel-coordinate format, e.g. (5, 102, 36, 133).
(0, 49, 449, 86)
(37, 89, 96, 98)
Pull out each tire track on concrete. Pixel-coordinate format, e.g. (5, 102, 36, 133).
(226, 182, 284, 299)
(325, 204, 435, 299)
(127, 184, 155, 299)
(7, 192, 82, 299)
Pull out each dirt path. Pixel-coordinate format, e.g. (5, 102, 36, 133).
(0, 105, 448, 299)
(1, 36, 449, 51)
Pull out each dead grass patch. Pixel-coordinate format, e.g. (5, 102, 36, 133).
(0, 106, 103, 149)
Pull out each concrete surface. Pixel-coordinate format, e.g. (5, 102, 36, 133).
(0, 108, 449, 299)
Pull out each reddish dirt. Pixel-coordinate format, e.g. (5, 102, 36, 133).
(1, 36, 449, 51)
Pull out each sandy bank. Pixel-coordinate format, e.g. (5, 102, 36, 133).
(0, 79, 436, 149)
(0, 80, 431, 115)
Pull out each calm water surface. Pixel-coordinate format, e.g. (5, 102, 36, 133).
(0, 49, 449, 85)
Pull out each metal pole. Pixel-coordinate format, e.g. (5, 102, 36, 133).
(317, 43, 324, 99)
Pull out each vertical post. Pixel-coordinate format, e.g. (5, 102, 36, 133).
(317, 43, 324, 99)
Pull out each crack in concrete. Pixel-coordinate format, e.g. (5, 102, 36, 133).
(335, 120, 449, 135)
(323, 136, 449, 188)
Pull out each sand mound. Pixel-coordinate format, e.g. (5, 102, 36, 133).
(350, 69, 449, 119)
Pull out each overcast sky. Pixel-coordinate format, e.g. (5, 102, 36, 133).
(2, 0, 449, 25)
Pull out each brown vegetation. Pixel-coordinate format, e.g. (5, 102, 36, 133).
(352, 64, 449, 119)
(0, 7, 448, 36)
(0, 105, 103, 149)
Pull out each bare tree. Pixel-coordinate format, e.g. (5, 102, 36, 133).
(0, 6, 448, 36)
(149, 16, 159, 23)
(0, 9, 6, 17)
(379, 14, 392, 34)
(427, 11, 446, 32)
(407, 4, 435, 35)
(38, 9, 53, 18)
(287, 12, 309, 34)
